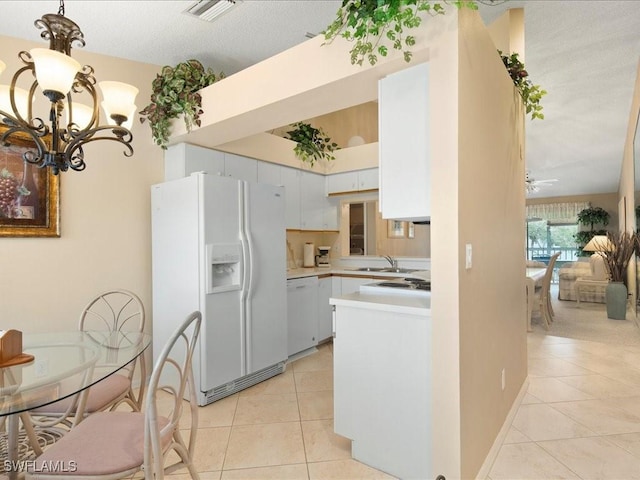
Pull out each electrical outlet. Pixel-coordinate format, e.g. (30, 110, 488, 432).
(501, 368, 506, 391)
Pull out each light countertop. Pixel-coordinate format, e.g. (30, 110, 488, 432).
(287, 267, 430, 280)
(329, 292, 431, 315)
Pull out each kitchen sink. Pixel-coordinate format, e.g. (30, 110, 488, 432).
(356, 267, 387, 272)
(380, 268, 417, 273)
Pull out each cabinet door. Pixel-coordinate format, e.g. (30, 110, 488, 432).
(287, 277, 319, 356)
(224, 153, 258, 183)
(326, 171, 358, 195)
(257, 161, 282, 185)
(164, 143, 224, 181)
(358, 168, 379, 191)
(323, 197, 339, 231)
(281, 166, 301, 229)
(300, 171, 325, 230)
(317, 277, 332, 342)
(379, 62, 430, 221)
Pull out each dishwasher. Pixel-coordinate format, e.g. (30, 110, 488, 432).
(286, 276, 318, 357)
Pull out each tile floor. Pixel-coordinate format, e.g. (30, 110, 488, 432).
(487, 296, 640, 480)
(167, 342, 395, 480)
(169, 295, 640, 480)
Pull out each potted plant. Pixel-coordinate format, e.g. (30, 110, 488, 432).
(285, 122, 338, 167)
(595, 231, 635, 320)
(575, 206, 610, 256)
(139, 59, 223, 149)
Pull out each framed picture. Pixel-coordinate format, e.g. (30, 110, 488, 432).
(387, 219, 405, 238)
(407, 222, 415, 239)
(0, 126, 60, 237)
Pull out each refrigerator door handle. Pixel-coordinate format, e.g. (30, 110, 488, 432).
(240, 181, 255, 372)
(239, 181, 250, 375)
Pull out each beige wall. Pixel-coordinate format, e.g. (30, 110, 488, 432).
(429, 8, 527, 478)
(0, 34, 164, 333)
(457, 9, 527, 478)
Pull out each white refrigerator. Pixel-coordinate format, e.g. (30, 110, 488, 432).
(151, 172, 287, 405)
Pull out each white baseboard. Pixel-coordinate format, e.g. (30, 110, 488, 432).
(475, 376, 530, 479)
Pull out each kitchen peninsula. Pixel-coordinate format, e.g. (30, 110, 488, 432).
(330, 288, 431, 479)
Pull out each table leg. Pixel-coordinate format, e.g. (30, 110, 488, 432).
(526, 278, 535, 332)
(6, 413, 18, 480)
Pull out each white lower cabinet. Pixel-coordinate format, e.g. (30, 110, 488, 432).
(332, 299, 432, 479)
(317, 276, 333, 342)
(286, 276, 318, 356)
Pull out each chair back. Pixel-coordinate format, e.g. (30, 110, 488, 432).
(541, 252, 561, 290)
(144, 311, 202, 478)
(79, 289, 146, 410)
(79, 289, 145, 333)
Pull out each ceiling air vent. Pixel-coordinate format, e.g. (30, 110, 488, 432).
(184, 0, 240, 22)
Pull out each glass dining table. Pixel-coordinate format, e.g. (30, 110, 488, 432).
(0, 331, 150, 478)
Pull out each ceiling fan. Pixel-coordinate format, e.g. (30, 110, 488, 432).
(525, 171, 558, 193)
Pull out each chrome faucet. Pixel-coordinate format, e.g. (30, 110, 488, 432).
(383, 255, 398, 269)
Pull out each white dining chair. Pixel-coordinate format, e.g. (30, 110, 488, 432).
(533, 252, 560, 329)
(29, 289, 146, 431)
(26, 310, 202, 480)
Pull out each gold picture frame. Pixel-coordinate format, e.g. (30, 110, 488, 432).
(387, 219, 405, 238)
(0, 126, 60, 237)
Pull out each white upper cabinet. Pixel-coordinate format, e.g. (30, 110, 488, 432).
(224, 153, 258, 183)
(281, 166, 302, 229)
(164, 143, 224, 181)
(300, 171, 326, 230)
(326, 168, 379, 195)
(378, 62, 430, 222)
(257, 161, 282, 186)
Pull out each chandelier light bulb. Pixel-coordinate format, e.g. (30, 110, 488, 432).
(30, 48, 81, 101)
(0, 85, 29, 119)
(102, 102, 136, 129)
(65, 102, 94, 130)
(99, 81, 139, 121)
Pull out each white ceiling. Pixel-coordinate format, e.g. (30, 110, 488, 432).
(0, 0, 638, 199)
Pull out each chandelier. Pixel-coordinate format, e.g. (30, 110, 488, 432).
(0, 1, 138, 174)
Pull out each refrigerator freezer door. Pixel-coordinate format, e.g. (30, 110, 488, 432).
(151, 176, 201, 374)
(244, 182, 287, 373)
(201, 174, 244, 391)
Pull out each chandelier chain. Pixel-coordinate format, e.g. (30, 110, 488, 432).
(58, 0, 64, 16)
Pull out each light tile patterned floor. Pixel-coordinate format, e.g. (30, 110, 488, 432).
(487, 293, 640, 480)
(171, 292, 640, 479)
(171, 342, 396, 480)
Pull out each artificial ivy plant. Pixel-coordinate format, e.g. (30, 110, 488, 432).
(285, 122, 339, 167)
(323, 0, 545, 120)
(323, 0, 489, 66)
(499, 51, 546, 120)
(139, 59, 223, 149)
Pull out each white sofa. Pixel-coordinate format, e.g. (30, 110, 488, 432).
(558, 260, 606, 303)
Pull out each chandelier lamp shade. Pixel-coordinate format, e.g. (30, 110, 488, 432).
(0, 1, 138, 174)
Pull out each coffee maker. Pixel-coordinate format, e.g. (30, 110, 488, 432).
(315, 246, 331, 267)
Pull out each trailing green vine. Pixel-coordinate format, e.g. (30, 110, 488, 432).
(323, 0, 493, 66)
(285, 122, 339, 166)
(139, 59, 224, 149)
(499, 51, 546, 120)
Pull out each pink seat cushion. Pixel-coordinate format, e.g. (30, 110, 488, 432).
(28, 411, 169, 477)
(34, 374, 130, 414)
